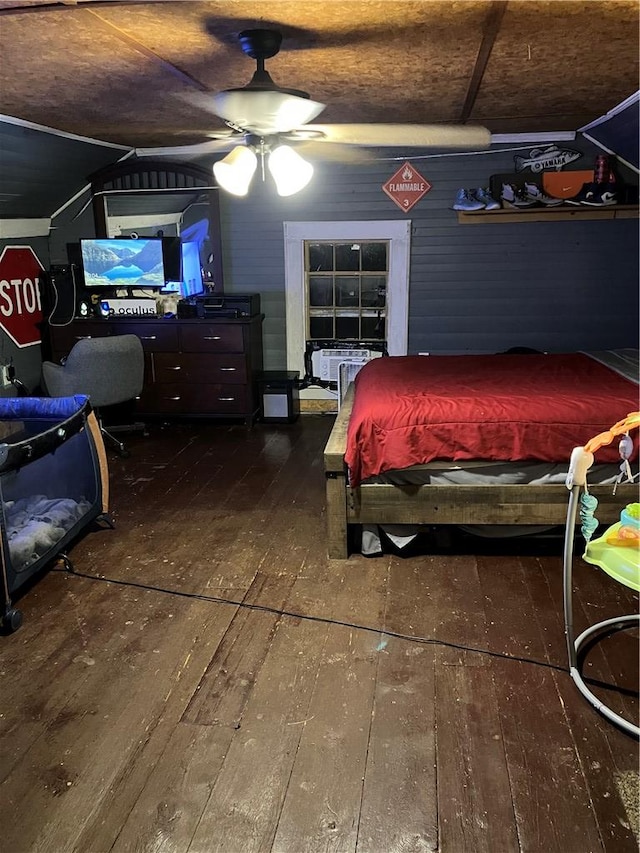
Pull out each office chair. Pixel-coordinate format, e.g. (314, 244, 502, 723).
(41, 334, 145, 457)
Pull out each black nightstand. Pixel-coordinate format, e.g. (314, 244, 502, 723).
(258, 371, 300, 423)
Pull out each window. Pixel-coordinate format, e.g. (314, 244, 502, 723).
(284, 221, 410, 376)
(306, 241, 387, 342)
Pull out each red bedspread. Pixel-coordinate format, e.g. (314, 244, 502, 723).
(344, 354, 639, 486)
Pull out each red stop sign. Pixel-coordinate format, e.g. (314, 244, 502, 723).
(0, 246, 44, 347)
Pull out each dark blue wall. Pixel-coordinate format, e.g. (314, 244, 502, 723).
(0, 135, 638, 385)
(212, 137, 638, 366)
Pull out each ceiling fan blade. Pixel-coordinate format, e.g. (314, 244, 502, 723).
(303, 123, 491, 149)
(288, 140, 378, 163)
(134, 137, 239, 157)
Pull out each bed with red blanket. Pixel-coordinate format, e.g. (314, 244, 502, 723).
(324, 351, 638, 558)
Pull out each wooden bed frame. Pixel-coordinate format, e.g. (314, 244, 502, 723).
(324, 385, 635, 559)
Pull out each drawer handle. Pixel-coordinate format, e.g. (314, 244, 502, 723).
(220, 367, 236, 371)
(165, 396, 181, 401)
(75, 335, 93, 340)
(166, 366, 182, 371)
(140, 335, 157, 341)
(203, 335, 222, 340)
(218, 396, 236, 401)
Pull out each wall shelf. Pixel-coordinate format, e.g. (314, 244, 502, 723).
(456, 204, 639, 224)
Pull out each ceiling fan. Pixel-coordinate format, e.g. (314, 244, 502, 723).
(182, 28, 491, 195)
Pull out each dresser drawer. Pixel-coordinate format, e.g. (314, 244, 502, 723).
(49, 321, 113, 354)
(179, 324, 244, 353)
(152, 352, 248, 384)
(137, 383, 251, 414)
(123, 322, 179, 352)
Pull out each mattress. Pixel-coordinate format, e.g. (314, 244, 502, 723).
(345, 351, 639, 487)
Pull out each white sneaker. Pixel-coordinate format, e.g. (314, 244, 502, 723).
(524, 182, 564, 206)
(501, 183, 536, 208)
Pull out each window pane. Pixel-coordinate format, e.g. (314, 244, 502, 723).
(361, 242, 387, 271)
(336, 316, 360, 339)
(308, 243, 333, 272)
(361, 276, 386, 307)
(335, 243, 360, 271)
(309, 316, 334, 339)
(336, 276, 359, 307)
(309, 276, 333, 306)
(362, 315, 385, 339)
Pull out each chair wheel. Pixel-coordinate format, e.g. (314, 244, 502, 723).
(2, 608, 23, 633)
(118, 448, 131, 459)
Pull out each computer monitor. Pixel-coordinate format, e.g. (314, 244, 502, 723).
(79, 237, 165, 290)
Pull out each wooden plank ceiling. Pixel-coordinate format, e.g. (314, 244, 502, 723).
(0, 0, 638, 148)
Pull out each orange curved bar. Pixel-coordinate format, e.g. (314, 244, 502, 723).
(584, 411, 640, 454)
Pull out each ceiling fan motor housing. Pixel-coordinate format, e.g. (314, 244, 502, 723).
(238, 29, 283, 60)
(233, 28, 311, 99)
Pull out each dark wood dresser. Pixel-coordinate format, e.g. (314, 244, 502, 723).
(46, 315, 264, 424)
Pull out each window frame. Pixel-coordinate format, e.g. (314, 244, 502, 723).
(284, 220, 410, 375)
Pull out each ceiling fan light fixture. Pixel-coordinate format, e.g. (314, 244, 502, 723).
(212, 90, 325, 136)
(213, 146, 257, 196)
(268, 145, 314, 196)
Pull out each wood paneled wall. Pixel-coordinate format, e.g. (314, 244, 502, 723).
(217, 137, 639, 368)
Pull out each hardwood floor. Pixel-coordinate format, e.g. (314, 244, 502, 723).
(0, 414, 637, 853)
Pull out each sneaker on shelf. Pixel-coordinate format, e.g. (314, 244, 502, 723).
(452, 188, 485, 211)
(473, 187, 500, 210)
(565, 182, 596, 205)
(580, 183, 617, 207)
(524, 182, 564, 206)
(501, 183, 537, 208)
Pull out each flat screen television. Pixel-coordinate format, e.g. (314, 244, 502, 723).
(80, 237, 165, 290)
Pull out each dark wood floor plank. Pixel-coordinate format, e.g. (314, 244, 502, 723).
(492, 656, 608, 853)
(186, 615, 329, 853)
(529, 554, 639, 853)
(475, 553, 551, 661)
(0, 588, 238, 853)
(72, 594, 244, 853)
(391, 553, 488, 666)
(114, 425, 336, 853)
(179, 417, 330, 596)
(182, 572, 296, 726)
(436, 663, 519, 853)
(109, 723, 233, 853)
(0, 573, 129, 782)
(477, 553, 609, 852)
(2, 418, 637, 853)
(79, 425, 297, 594)
(98, 514, 317, 853)
(357, 558, 438, 853)
(267, 559, 389, 853)
(186, 479, 382, 852)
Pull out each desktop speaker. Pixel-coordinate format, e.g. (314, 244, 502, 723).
(45, 265, 79, 326)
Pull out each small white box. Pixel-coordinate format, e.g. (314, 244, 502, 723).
(104, 298, 157, 317)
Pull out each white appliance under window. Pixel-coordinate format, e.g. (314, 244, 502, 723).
(337, 360, 370, 408)
(310, 348, 374, 383)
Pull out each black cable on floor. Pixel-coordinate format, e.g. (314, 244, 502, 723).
(53, 563, 569, 674)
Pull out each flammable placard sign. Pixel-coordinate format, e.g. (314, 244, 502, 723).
(382, 162, 432, 212)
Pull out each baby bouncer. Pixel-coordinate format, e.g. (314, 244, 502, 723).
(563, 412, 640, 738)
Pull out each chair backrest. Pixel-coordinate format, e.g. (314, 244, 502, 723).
(43, 334, 144, 408)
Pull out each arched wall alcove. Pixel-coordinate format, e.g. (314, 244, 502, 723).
(88, 159, 224, 289)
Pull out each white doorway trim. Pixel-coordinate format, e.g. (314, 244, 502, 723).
(283, 219, 411, 376)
